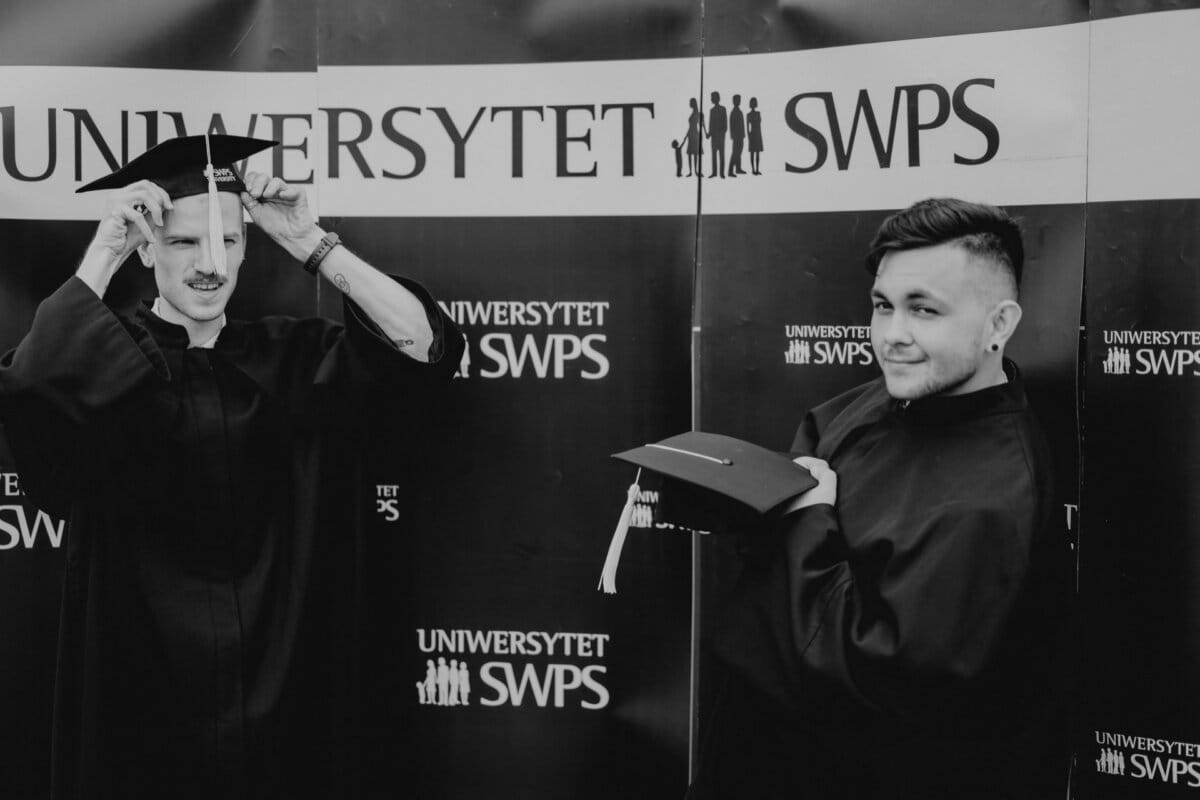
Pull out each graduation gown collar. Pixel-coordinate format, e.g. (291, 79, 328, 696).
(135, 300, 247, 352)
(134, 301, 190, 349)
(894, 358, 1027, 424)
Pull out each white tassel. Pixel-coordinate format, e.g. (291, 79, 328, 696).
(203, 133, 227, 278)
(598, 469, 641, 594)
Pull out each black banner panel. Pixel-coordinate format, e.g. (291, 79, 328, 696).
(1080, 200, 1200, 799)
(318, 216, 695, 797)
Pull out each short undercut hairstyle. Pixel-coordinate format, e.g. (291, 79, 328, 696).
(865, 198, 1025, 291)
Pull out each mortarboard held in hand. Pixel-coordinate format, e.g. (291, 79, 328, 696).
(598, 431, 818, 594)
(76, 134, 277, 279)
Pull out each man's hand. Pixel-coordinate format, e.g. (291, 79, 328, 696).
(76, 181, 172, 298)
(240, 171, 322, 260)
(788, 456, 838, 512)
(92, 180, 172, 261)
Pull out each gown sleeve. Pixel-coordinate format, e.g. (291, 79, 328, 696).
(0, 277, 168, 515)
(227, 274, 463, 433)
(324, 275, 463, 387)
(247, 275, 462, 400)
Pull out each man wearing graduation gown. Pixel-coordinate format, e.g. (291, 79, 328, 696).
(0, 136, 463, 799)
(688, 198, 1067, 799)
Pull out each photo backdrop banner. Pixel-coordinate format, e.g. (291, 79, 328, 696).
(3, 1, 1200, 798)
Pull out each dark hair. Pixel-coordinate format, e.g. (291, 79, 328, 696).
(865, 197, 1024, 287)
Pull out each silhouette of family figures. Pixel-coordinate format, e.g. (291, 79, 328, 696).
(785, 339, 812, 365)
(1102, 347, 1130, 375)
(673, 93, 763, 177)
(1096, 748, 1125, 775)
(417, 656, 472, 706)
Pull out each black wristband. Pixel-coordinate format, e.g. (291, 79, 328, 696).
(303, 232, 340, 275)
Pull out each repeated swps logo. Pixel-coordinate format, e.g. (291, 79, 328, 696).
(0, 471, 65, 550)
(1100, 329, 1200, 376)
(416, 628, 610, 710)
(439, 300, 610, 381)
(783, 323, 874, 367)
(1094, 730, 1200, 787)
(622, 488, 709, 534)
(669, 79, 998, 179)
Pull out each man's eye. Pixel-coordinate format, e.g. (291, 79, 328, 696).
(872, 301, 891, 311)
(170, 241, 193, 248)
(224, 238, 238, 246)
(913, 306, 938, 316)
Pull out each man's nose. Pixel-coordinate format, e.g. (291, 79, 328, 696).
(195, 240, 217, 275)
(882, 312, 913, 346)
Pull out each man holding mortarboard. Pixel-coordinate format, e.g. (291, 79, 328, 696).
(686, 199, 1068, 799)
(0, 135, 462, 799)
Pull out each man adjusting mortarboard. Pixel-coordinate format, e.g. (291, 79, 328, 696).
(0, 135, 463, 799)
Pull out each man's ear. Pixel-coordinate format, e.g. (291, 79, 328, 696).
(989, 300, 1023, 350)
(136, 242, 154, 268)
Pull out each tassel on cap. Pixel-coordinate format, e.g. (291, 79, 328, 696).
(598, 469, 641, 594)
(203, 133, 228, 278)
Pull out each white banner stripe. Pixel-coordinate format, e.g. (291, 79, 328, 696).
(1088, 9, 1200, 202)
(2, 12, 1196, 218)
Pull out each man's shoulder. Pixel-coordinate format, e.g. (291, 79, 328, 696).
(916, 384, 1054, 519)
(809, 376, 887, 421)
(789, 376, 886, 455)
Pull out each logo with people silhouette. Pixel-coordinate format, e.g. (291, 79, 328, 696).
(783, 323, 874, 368)
(1095, 747, 1126, 776)
(785, 339, 813, 365)
(1102, 347, 1130, 375)
(672, 92, 764, 178)
(417, 656, 473, 707)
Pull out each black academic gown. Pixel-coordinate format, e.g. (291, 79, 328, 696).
(0, 276, 462, 800)
(689, 363, 1069, 800)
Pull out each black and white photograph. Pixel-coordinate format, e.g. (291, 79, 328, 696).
(0, 1, 1195, 798)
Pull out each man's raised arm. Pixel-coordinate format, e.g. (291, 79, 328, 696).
(75, 179, 173, 298)
(241, 172, 438, 362)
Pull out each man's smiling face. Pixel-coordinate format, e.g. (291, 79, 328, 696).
(870, 241, 1006, 400)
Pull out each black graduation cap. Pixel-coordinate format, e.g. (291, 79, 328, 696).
(75, 134, 277, 199)
(598, 431, 818, 593)
(75, 134, 277, 277)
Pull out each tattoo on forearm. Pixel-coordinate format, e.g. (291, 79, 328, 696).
(393, 338, 416, 348)
(333, 273, 350, 294)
